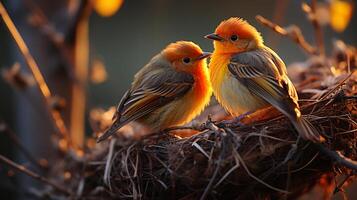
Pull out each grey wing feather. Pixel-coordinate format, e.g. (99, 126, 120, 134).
(113, 90, 131, 121)
(97, 57, 194, 142)
(228, 47, 299, 120)
(229, 48, 321, 142)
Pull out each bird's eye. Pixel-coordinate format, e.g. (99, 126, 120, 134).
(230, 35, 238, 41)
(182, 57, 191, 64)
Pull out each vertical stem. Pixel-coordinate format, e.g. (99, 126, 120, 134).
(70, 2, 92, 149)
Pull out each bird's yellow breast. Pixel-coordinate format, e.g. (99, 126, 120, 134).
(209, 53, 267, 116)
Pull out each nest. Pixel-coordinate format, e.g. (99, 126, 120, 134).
(59, 56, 357, 200)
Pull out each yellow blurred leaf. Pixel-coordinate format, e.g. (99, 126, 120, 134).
(330, 0, 354, 32)
(93, 0, 124, 17)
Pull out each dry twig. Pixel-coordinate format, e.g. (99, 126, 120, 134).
(0, 2, 70, 144)
(0, 154, 72, 195)
(256, 15, 318, 55)
(315, 144, 357, 171)
(0, 118, 45, 169)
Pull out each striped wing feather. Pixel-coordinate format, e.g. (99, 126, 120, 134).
(97, 63, 194, 142)
(228, 47, 299, 120)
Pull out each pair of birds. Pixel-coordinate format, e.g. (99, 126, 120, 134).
(97, 17, 322, 143)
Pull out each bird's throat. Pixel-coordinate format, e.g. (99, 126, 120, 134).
(209, 53, 231, 91)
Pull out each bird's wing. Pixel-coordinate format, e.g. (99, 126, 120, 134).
(97, 67, 194, 143)
(114, 68, 194, 126)
(228, 48, 299, 120)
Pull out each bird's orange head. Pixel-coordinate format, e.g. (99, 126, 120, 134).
(162, 41, 211, 75)
(205, 17, 264, 54)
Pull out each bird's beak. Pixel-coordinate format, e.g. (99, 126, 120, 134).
(204, 33, 224, 41)
(197, 52, 212, 60)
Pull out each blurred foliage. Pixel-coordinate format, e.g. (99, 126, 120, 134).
(330, 0, 354, 32)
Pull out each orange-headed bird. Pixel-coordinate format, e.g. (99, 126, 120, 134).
(97, 41, 212, 142)
(205, 17, 322, 142)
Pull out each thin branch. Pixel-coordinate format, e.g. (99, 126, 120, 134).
(314, 143, 357, 170)
(334, 172, 355, 194)
(0, 154, 73, 195)
(25, 0, 94, 149)
(233, 149, 289, 194)
(0, 118, 46, 169)
(214, 162, 239, 188)
(200, 122, 228, 200)
(266, 0, 290, 48)
(289, 152, 319, 173)
(319, 57, 353, 101)
(0, 2, 70, 143)
(255, 15, 317, 55)
(25, 1, 77, 81)
(104, 138, 116, 190)
(163, 123, 206, 132)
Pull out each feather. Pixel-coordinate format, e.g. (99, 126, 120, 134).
(97, 55, 194, 142)
(227, 47, 321, 142)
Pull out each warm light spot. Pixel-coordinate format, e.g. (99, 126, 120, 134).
(174, 134, 182, 139)
(90, 58, 107, 84)
(39, 159, 48, 168)
(330, 66, 338, 76)
(301, 2, 312, 13)
(64, 171, 71, 180)
(103, 107, 116, 122)
(76, 150, 84, 157)
(330, 0, 354, 32)
(94, 0, 124, 17)
(86, 138, 96, 149)
(331, 62, 346, 76)
(58, 139, 68, 151)
(89, 107, 116, 133)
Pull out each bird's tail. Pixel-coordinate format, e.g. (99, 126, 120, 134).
(292, 116, 324, 143)
(96, 120, 125, 143)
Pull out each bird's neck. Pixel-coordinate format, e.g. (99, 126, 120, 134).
(192, 64, 210, 92)
(209, 53, 231, 90)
